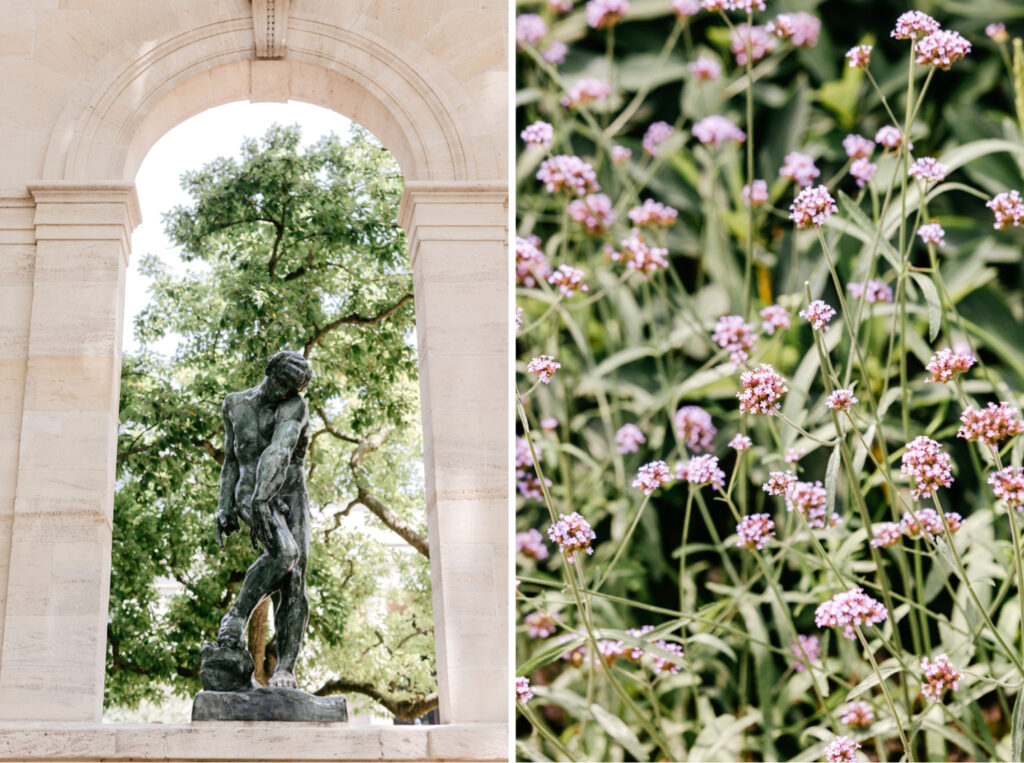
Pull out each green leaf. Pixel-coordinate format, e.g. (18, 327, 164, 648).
(846, 667, 903, 700)
(909, 272, 942, 342)
(825, 443, 842, 521)
(590, 702, 648, 761)
(517, 635, 586, 674)
(1013, 681, 1024, 763)
(832, 191, 901, 271)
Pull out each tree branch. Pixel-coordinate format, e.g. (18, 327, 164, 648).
(200, 439, 224, 465)
(313, 678, 438, 722)
(303, 293, 414, 358)
(315, 407, 360, 444)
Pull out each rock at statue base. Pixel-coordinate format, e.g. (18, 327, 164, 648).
(192, 686, 348, 722)
(199, 642, 255, 693)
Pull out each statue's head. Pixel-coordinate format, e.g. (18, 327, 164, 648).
(263, 350, 313, 401)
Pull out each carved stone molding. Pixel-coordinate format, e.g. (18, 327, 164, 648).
(252, 0, 290, 59)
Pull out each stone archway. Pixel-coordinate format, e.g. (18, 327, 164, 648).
(0, 2, 506, 758)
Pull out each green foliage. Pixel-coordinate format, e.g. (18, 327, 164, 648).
(108, 124, 435, 717)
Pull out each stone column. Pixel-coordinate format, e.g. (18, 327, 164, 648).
(0, 182, 139, 721)
(398, 182, 508, 724)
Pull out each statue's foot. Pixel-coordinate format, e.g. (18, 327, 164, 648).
(217, 613, 245, 648)
(268, 669, 298, 689)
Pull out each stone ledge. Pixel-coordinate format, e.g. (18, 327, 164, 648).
(0, 721, 507, 761)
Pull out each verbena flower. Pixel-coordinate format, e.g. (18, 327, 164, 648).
(516, 528, 550, 560)
(789, 185, 838, 228)
(688, 56, 722, 80)
(901, 436, 953, 499)
(642, 120, 675, 156)
(611, 145, 632, 164)
(562, 78, 612, 108)
(615, 423, 646, 454)
(528, 355, 562, 383)
(633, 460, 674, 494)
(650, 640, 684, 674)
(915, 30, 971, 70)
(785, 446, 805, 463)
(827, 388, 858, 411)
(515, 305, 523, 335)
(799, 299, 836, 330)
(675, 405, 717, 451)
(613, 229, 670, 278)
(957, 402, 1024, 447)
(671, 0, 701, 18)
(516, 14, 548, 47)
(850, 158, 878, 188)
(586, 0, 631, 29)
(989, 466, 1024, 510)
(841, 701, 875, 728)
(787, 480, 840, 529)
(548, 512, 596, 560)
(779, 151, 821, 187)
(763, 470, 796, 495)
(826, 735, 862, 763)
(525, 611, 557, 638)
(909, 156, 948, 183)
(712, 314, 758, 365)
(791, 633, 821, 671)
(987, 190, 1024, 230)
(548, 264, 589, 297)
(768, 12, 820, 46)
(543, 41, 569, 64)
(628, 198, 678, 227)
(568, 194, 615, 233)
(737, 513, 775, 550)
(848, 279, 893, 303)
(738, 364, 788, 415)
(677, 454, 726, 489)
(875, 125, 908, 149)
(925, 347, 976, 383)
(900, 508, 962, 539)
(692, 115, 747, 147)
(549, 0, 573, 11)
(987, 23, 1009, 43)
(891, 11, 940, 40)
(743, 179, 769, 207)
(730, 23, 776, 65)
(870, 522, 903, 548)
(917, 222, 945, 246)
(537, 155, 600, 195)
(516, 676, 534, 703)
(516, 235, 552, 287)
(624, 625, 655, 660)
(540, 417, 559, 430)
(728, 0, 767, 12)
(521, 120, 554, 148)
(921, 654, 962, 701)
(729, 433, 753, 451)
(843, 134, 875, 159)
(815, 587, 888, 639)
(759, 304, 790, 334)
(845, 44, 872, 68)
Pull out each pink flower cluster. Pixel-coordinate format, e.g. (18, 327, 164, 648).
(516, 676, 533, 703)
(648, 640, 684, 674)
(901, 435, 953, 499)
(875, 125, 906, 149)
(870, 522, 903, 548)
(987, 23, 1009, 43)
(671, 0, 700, 18)
(738, 364, 788, 415)
(612, 230, 670, 279)
(957, 402, 1024, 447)
(850, 158, 877, 188)
(692, 115, 746, 147)
(568, 194, 615, 233)
(611, 145, 631, 164)
(615, 423, 646, 454)
(762, 470, 796, 496)
(915, 30, 971, 70)
(528, 355, 561, 383)
(843, 134, 875, 159)
(729, 433, 753, 451)
(633, 460, 674, 494)
(516, 528, 550, 560)
(845, 44, 872, 69)
(989, 466, 1024, 510)
(848, 279, 893, 303)
(688, 56, 721, 81)
(730, 23, 776, 65)
(547, 512, 596, 561)
(841, 701, 875, 728)
(675, 405, 717, 451)
(562, 78, 612, 108)
(827, 388, 857, 412)
(759, 304, 790, 334)
(743, 179, 769, 207)
(736, 513, 775, 550)
(789, 185, 838, 228)
(891, 11, 940, 40)
(921, 653, 961, 701)
(815, 587, 889, 639)
(526, 611, 556, 638)
(799, 299, 836, 331)
(900, 508, 963, 539)
(516, 235, 551, 287)
(516, 14, 548, 47)
(549, 265, 588, 297)
(909, 157, 948, 183)
(791, 633, 821, 671)
(779, 151, 820, 187)
(917, 222, 945, 246)
(787, 480, 840, 529)
(767, 12, 820, 47)
(521, 120, 554, 148)
(925, 347, 975, 383)
(628, 199, 678, 227)
(826, 736, 862, 763)
(712, 314, 758, 365)
(677, 454, 726, 489)
(987, 190, 1024, 230)
(586, 0, 630, 29)
(785, 447, 805, 463)
(537, 155, 600, 195)
(642, 121, 674, 156)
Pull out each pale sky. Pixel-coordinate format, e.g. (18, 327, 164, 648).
(126, 101, 353, 354)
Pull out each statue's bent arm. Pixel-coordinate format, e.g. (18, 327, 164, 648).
(252, 398, 307, 505)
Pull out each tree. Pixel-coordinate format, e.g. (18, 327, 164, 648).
(109, 124, 437, 720)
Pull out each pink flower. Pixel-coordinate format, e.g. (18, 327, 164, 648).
(633, 460, 674, 494)
(815, 587, 888, 639)
(568, 194, 615, 233)
(989, 466, 1024, 510)
(762, 470, 796, 496)
(516, 235, 552, 287)
(909, 157, 948, 183)
(743, 179, 769, 207)
(987, 23, 1009, 43)
(841, 701, 875, 728)
(729, 433, 753, 451)
(738, 364, 788, 415)
(674, 405, 717, 451)
(642, 121, 675, 156)
(650, 640, 684, 674)
(528, 355, 562, 383)
(712, 314, 758, 365)
(516, 528, 550, 560)
(987, 190, 1024, 230)
(826, 736, 862, 763)
(787, 480, 840, 529)
(562, 78, 612, 108)
(799, 299, 837, 330)
(921, 653, 961, 701)
(537, 155, 600, 195)
(543, 41, 569, 64)
(521, 121, 554, 148)
(789, 185, 838, 228)
(901, 436, 953, 499)
(957, 402, 1024, 447)
(785, 447, 804, 464)
(767, 12, 820, 47)
(516, 676, 534, 703)
(549, 0, 574, 11)
(515, 305, 523, 335)
(730, 23, 776, 65)
(759, 304, 790, 334)
(871, 522, 903, 548)
(848, 279, 893, 303)
(540, 417, 559, 430)
(548, 264, 589, 297)
(737, 513, 775, 550)
(850, 158, 878, 188)
(548, 512, 596, 560)
(613, 229, 670, 278)
(526, 611, 557, 638)
(827, 388, 858, 412)
(779, 151, 821, 187)
(586, 0, 630, 28)
(692, 115, 746, 147)
(891, 11, 940, 40)
(925, 347, 976, 383)
(917, 222, 945, 246)
(843, 134, 875, 159)
(688, 56, 722, 80)
(671, 0, 701, 17)
(615, 423, 646, 454)
(628, 199, 678, 227)
(791, 633, 821, 671)
(677, 454, 726, 489)
(623, 625, 655, 661)
(916, 30, 971, 70)
(875, 125, 907, 150)
(845, 44, 872, 68)
(900, 508, 962, 539)
(516, 14, 548, 47)
(611, 145, 632, 164)
(726, 0, 766, 12)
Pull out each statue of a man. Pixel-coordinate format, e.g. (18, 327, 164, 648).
(213, 350, 313, 689)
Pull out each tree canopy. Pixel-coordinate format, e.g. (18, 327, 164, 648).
(109, 123, 437, 720)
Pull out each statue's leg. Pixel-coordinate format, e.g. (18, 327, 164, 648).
(269, 485, 310, 688)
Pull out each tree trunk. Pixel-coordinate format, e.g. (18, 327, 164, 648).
(248, 598, 272, 685)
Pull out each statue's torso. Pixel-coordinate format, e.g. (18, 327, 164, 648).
(225, 389, 309, 502)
